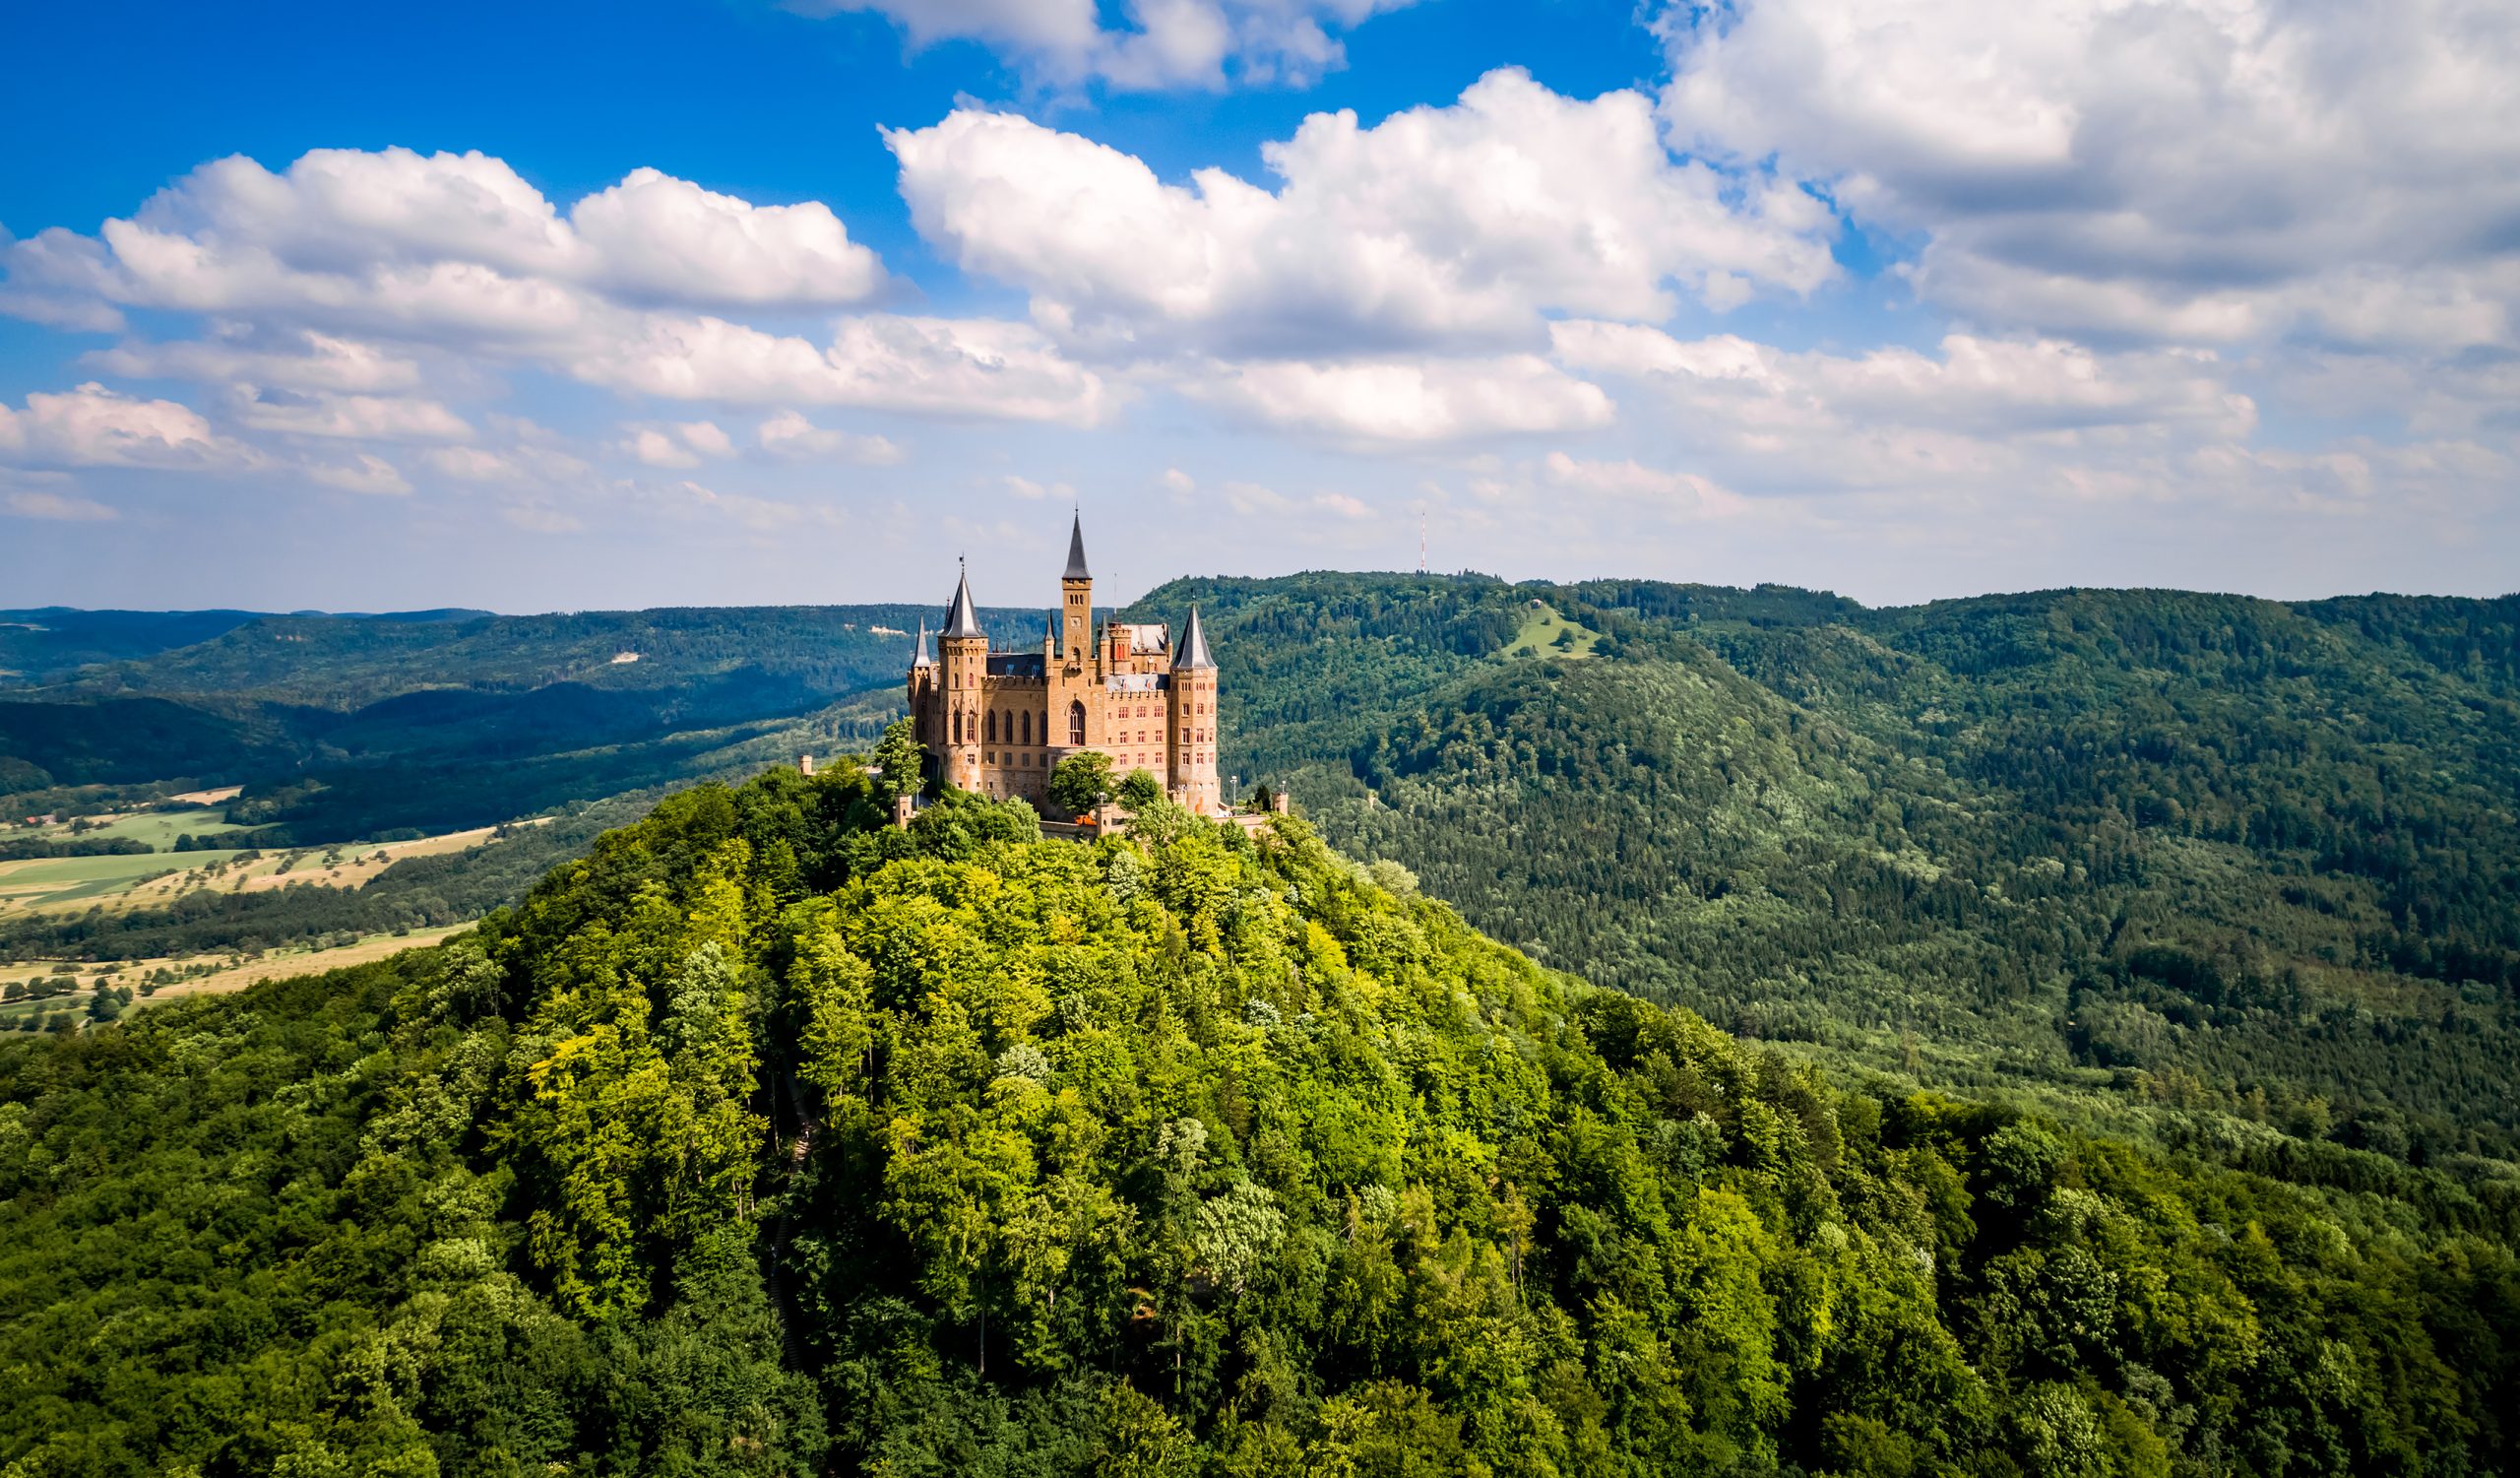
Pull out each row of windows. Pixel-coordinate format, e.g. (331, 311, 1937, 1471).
(975, 749, 1213, 769)
(953, 707, 1215, 748)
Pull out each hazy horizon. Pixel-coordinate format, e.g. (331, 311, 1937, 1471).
(11, 558, 2513, 625)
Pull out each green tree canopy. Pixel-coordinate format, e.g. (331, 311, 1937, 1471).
(1, 765, 2514, 1476)
(870, 716, 924, 805)
(1046, 749, 1116, 816)
(1115, 767, 1163, 811)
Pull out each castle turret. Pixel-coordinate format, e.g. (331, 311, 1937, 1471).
(1168, 604, 1221, 813)
(898, 516, 1230, 816)
(938, 563, 987, 792)
(1059, 512, 1092, 666)
(905, 617, 937, 779)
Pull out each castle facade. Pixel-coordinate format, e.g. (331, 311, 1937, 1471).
(906, 515, 1223, 815)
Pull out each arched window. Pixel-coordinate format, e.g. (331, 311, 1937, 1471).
(986, 710, 997, 742)
(1021, 711, 1032, 744)
(952, 712, 962, 744)
(1068, 700, 1086, 746)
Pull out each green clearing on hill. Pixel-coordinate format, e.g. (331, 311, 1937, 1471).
(1505, 600, 1602, 658)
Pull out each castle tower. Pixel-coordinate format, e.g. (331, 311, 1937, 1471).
(1059, 512, 1092, 666)
(904, 617, 936, 784)
(938, 562, 986, 792)
(1168, 604, 1221, 813)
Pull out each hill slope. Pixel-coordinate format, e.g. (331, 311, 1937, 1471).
(1124, 577, 2520, 1165)
(6, 578, 2516, 1174)
(2, 769, 2512, 1474)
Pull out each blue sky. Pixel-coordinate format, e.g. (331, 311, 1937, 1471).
(2, 0, 2512, 612)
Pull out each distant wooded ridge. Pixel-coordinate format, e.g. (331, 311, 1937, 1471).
(3, 575, 2516, 1173)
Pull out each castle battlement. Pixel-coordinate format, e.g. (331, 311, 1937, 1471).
(906, 514, 1223, 817)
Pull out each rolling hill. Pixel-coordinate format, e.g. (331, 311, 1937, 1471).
(5, 577, 2516, 1174)
(2, 769, 2510, 1475)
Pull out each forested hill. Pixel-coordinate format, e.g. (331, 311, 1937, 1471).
(7, 578, 2517, 1173)
(1120, 576, 2520, 1166)
(0, 601, 1047, 833)
(3, 769, 2513, 1474)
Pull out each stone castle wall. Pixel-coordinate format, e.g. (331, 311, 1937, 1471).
(908, 530, 1222, 815)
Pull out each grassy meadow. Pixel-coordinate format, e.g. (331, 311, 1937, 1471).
(0, 797, 510, 1033)
(1504, 599, 1602, 657)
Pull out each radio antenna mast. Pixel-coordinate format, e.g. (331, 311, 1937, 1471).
(1418, 510, 1428, 574)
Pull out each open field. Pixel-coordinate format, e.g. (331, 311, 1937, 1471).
(64, 807, 251, 850)
(6, 804, 252, 851)
(133, 924, 473, 1004)
(231, 825, 500, 893)
(165, 785, 244, 805)
(0, 923, 472, 1029)
(1504, 601, 1602, 658)
(0, 849, 239, 912)
(0, 823, 501, 918)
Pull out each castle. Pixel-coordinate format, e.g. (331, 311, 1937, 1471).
(905, 514, 1223, 816)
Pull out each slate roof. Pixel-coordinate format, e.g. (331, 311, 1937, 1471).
(1063, 513, 1092, 581)
(941, 564, 984, 640)
(1176, 604, 1216, 671)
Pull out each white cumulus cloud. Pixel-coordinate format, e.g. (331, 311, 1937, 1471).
(1551, 322, 2253, 441)
(0, 382, 254, 470)
(2, 149, 886, 328)
(305, 453, 413, 495)
(618, 420, 737, 469)
(579, 313, 1115, 424)
(232, 390, 473, 442)
(1658, 0, 2520, 349)
(1194, 353, 1615, 443)
(1549, 320, 2266, 503)
(86, 326, 425, 394)
(888, 69, 1837, 359)
(568, 167, 886, 307)
(803, 0, 1416, 90)
(1542, 452, 1746, 517)
(755, 411, 906, 466)
(420, 441, 591, 487)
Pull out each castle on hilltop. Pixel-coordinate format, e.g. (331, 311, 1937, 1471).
(906, 514, 1223, 815)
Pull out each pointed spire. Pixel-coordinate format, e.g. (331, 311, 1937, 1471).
(942, 559, 984, 641)
(910, 617, 933, 668)
(1044, 609, 1059, 645)
(1176, 604, 1216, 671)
(1062, 510, 1092, 582)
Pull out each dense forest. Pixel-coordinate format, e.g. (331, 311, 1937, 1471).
(6, 580, 2516, 1175)
(4, 766, 2513, 1475)
(1113, 577, 2520, 1170)
(0, 600, 1044, 828)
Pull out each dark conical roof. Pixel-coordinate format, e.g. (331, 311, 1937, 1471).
(1176, 604, 1216, 671)
(910, 618, 933, 667)
(942, 563, 984, 640)
(1062, 512, 1091, 582)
